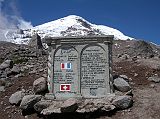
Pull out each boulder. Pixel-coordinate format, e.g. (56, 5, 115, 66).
(20, 95, 42, 111)
(11, 66, 21, 74)
(9, 90, 25, 105)
(33, 77, 47, 94)
(0, 73, 7, 78)
(41, 101, 62, 115)
(34, 100, 53, 113)
(61, 98, 78, 112)
(77, 97, 115, 113)
(0, 79, 6, 86)
(114, 77, 131, 92)
(5, 68, 12, 76)
(0, 60, 13, 70)
(0, 86, 5, 92)
(119, 75, 129, 81)
(77, 99, 97, 113)
(112, 96, 133, 109)
(92, 98, 116, 112)
(148, 76, 160, 83)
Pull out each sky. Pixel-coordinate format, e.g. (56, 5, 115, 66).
(0, 0, 160, 44)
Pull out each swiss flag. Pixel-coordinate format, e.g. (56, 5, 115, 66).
(60, 84, 71, 91)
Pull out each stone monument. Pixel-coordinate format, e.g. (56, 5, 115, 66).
(45, 36, 114, 99)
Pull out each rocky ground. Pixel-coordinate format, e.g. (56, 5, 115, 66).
(0, 39, 160, 119)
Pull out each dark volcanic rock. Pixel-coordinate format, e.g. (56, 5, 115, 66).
(112, 96, 133, 109)
(20, 95, 42, 111)
(34, 100, 53, 113)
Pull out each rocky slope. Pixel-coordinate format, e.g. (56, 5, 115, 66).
(0, 39, 160, 119)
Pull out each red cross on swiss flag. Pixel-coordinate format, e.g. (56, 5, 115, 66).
(60, 84, 71, 91)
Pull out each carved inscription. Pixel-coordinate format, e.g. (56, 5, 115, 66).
(54, 46, 78, 96)
(81, 45, 108, 96)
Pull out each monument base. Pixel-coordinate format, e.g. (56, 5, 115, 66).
(45, 93, 83, 100)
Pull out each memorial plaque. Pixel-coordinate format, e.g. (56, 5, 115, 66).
(54, 46, 78, 98)
(45, 36, 113, 99)
(81, 45, 108, 97)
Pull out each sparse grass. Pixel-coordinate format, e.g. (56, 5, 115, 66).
(12, 56, 28, 64)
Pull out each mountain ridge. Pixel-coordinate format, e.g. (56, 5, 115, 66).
(3, 15, 133, 44)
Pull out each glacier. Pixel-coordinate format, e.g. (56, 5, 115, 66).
(2, 15, 133, 44)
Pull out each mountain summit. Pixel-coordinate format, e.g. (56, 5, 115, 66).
(5, 15, 133, 44)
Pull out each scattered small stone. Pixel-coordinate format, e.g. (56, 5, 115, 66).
(26, 65, 34, 68)
(24, 116, 28, 119)
(39, 69, 44, 72)
(129, 78, 132, 81)
(150, 84, 155, 88)
(5, 106, 11, 110)
(42, 74, 47, 78)
(134, 73, 138, 77)
(148, 76, 160, 83)
(117, 53, 121, 58)
(14, 73, 23, 78)
(29, 70, 36, 74)
(8, 115, 11, 118)
(1, 101, 4, 105)
(120, 54, 130, 60)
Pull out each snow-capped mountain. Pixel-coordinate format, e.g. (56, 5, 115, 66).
(4, 15, 133, 44)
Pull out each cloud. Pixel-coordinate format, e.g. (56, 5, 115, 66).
(16, 17, 33, 29)
(0, 0, 33, 30)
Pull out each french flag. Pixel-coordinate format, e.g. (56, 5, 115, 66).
(61, 63, 71, 69)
